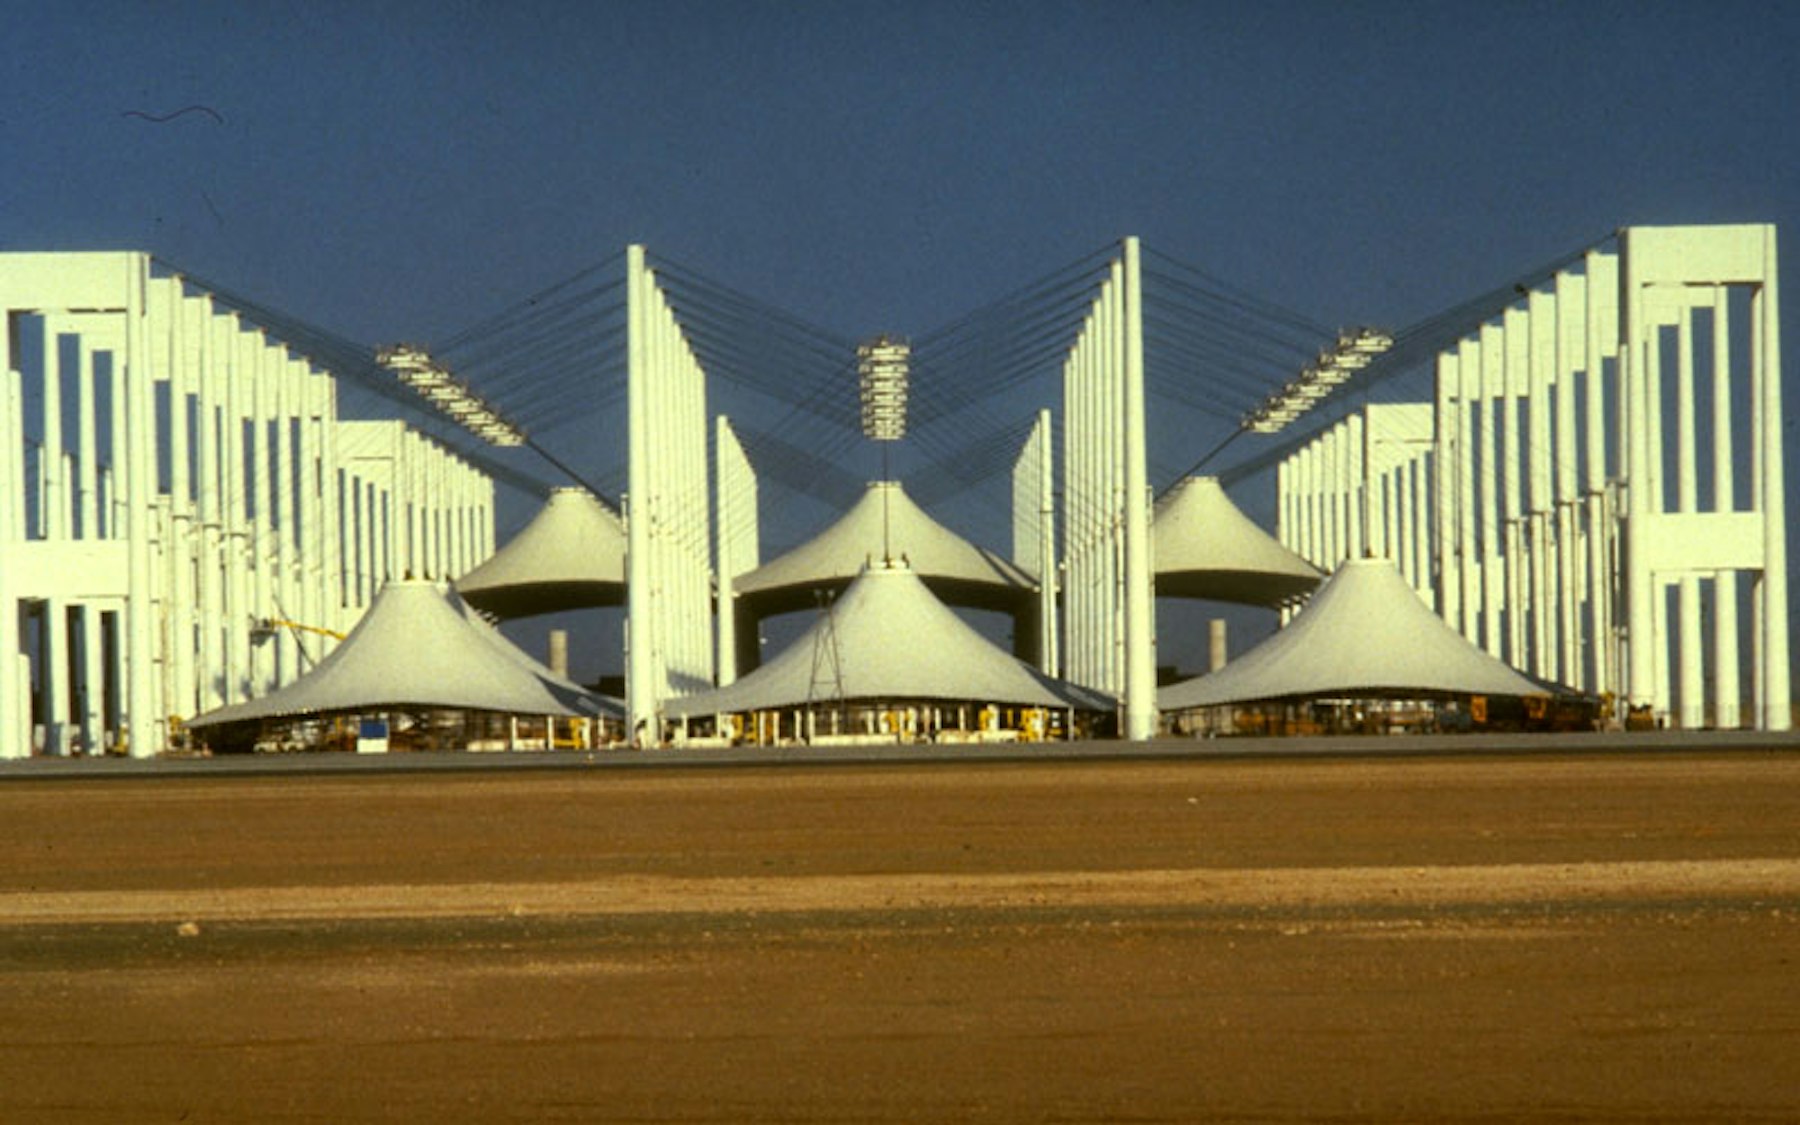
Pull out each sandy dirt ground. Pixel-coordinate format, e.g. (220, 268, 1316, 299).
(2, 750, 1798, 1123)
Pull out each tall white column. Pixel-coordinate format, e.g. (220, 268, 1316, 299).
(271, 357, 297, 683)
(123, 254, 160, 756)
(1554, 269, 1584, 689)
(1301, 443, 1318, 568)
(1099, 291, 1115, 682)
(1712, 285, 1741, 728)
(405, 433, 422, 578)
(1411, 456, 1430, 599)
(1502, 305, 1526, 667)
(626, 245, 655, 740)
(74, 338, 97, 539)
(164, 282, 196, 723)
(1, 361, 19, 542)
(224, 323, 253, 704)
(1675, 300, 1703, 728)
(1478, 324, 1503, 657)
(41, 320, 67, 542)
(1527, 289, 1555, 679)
(248, 333, 275, 696)
(0, 342, 22, 757)
(195, 297, 225, 712)
(1037, 408, 1058, 677)
(297, 369, 324, 666)
(79, 603, 103, 751)
(1457, 338, 1479, 642)
(1120, 237, 1156, 741)
(1754, 225, 1790, 730)
(1623, 237, 1655, 715)
(1321, 425, 1340, 567)
(1440, 352, 1454, 622)
(1345, 413, 1364, 560)
(44, 598, 70, 753)
(1584, 249, 1618, 703)
(715, 416, 757, 686)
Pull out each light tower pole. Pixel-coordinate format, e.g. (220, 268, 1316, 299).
(857, 334, 909, 562)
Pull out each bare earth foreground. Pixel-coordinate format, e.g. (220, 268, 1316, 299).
(3, 751, 1799, 1123)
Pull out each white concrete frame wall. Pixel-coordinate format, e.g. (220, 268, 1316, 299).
(1280, 413, 1364, 577)
(1360, 403, 1434, 599)
(1059, 237, 1155, 739)
(1427, 250, 1624, 695)
(1282, 404, 1433, 600)
(338, 420, 492, 596)
(625, 245, 714, 738)
(713, 415, 757, 687)
(1620, 225, 1787, 731)
(1011, 407, 1058, 676)
(1283, 224, 1787, 731)
(0, 252, 497, 759)
(0, 254, 302, 755)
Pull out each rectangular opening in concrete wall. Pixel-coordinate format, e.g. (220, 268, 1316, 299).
(287, 416, 303, 547)
(16, 315, 45, 540)
(184, 392, 200, 504)
(1600, 353, 1621, 487)
(1726, 284, 1755, 514)
(241, 419, 257, 521)
(155, 377, 173, 497)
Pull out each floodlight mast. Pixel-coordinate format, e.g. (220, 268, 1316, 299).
(858, 335, 910, 563)
(377, 343, 618, 508)
(858, 335, 909, 441)
(1167, 326, 1395, 495)
(377, 345, 528, 447)
(1242, 327, 1393, 435)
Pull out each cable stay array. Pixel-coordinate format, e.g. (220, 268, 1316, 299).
(729, 420, 868, 514)
(168, 227, 1596, 560)
(1136, 249, 1341, 491)
(875, 246, 1119, 534)
(906, 245, 1115, 436)
(907, 412, 1040, 510)
(425, 259, 631, 473)
(648, 252, 864, 435)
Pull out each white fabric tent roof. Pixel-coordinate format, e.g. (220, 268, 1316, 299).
(1159, 557, 1546, 710)
(734, 481, 1035, 610)
(455, 487, 627, 618)
(1153, 476, 1321, 606)
(189, 580, 618, 727)
(667, 563, 1104, 717)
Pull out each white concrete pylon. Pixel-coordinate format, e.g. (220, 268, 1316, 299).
(714, 415, 758, 686)
(1059, 238, 1157, 739)
(625, 246, 715, 741)
(1012, 407, 1058, 676)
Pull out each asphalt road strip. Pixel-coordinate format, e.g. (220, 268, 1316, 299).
(5, 858, 1800, 925)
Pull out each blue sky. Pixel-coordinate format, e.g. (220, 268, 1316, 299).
(15, 2, 1796, 341)
(9, 1, 1800, 679)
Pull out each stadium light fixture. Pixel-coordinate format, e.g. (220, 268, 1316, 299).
(376, 345, 526, 447)
(858, 335, 910, 442)
(1243, 327, 1393, 434)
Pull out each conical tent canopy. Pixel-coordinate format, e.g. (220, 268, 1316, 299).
(1159, 557, 1545, 710)
(667, 563, 1103, 718)
(188, 580, 618, 728)
(1153, 476, 1321, 606)
(456, 487, 627, 619)
(734, 480, 1036, 617)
